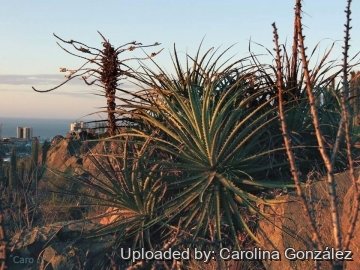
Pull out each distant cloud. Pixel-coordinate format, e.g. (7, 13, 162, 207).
(0, 74, 140, 89)
(0, 74, 85, 86)
(0, 74, 140, 99)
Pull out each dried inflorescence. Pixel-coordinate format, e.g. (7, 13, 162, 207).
(274, 0, 358, 269)
(272, 21, 323, 252)
(32, 32, 162, 136)
(100, 37, 118, 135)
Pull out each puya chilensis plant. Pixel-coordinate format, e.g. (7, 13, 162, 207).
(32, 32, 161, 136)
(119, 45, 294, 252)
(52, 136, 171, 269)
(52, 46, 293, 268)
(273, 0, 359, 269)
(249, 30, 346, 177)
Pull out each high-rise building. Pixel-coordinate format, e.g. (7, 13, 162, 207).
(16, 126, 33, 140)
(17, 127, 24, 139)
(23, 127, 33, 140)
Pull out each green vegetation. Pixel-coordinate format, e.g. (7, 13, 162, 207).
(8, 147, 18, 190)
(1, 0, 359, 269)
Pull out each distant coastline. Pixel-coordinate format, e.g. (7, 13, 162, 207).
(0, 117, 74, 140)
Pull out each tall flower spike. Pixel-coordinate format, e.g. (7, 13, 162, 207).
(32, 32, 161, 136)
(341, 0, 360, 252)
(297, 0, 343, 259)
(272, 21, 322, 250)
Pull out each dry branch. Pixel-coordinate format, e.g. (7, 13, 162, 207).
(272, 22, 323, 250)
(296, 0, 342, 264)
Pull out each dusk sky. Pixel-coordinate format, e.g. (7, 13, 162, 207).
(0, 0, 359, 120)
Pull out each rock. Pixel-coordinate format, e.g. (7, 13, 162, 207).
(8, 221, 115, 270)
(45, 139, 110, 177)
(40, 245, 77, 270)
(41, 138, 98, 191)
(45, 139, 78, 173)
(258, 170, 359, 270)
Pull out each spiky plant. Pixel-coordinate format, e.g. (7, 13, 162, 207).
(119, 46, 293, 249)
(273, 0, 359, 269)
(56, 137, 169, 257)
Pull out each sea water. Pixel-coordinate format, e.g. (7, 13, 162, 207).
(0, 117, 72, 141)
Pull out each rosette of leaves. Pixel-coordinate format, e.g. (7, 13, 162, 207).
(262, 37, 355, 173)
(124, 46, 293, 249)
(63, 137, 168, 253)
(280, 87, 346, 173)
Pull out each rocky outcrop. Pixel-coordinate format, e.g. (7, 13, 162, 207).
(44, 138, 111, 176)
(8, 221, 114, 270)
(258, 171, 359, 270)
(40, 138, 104, 191)
(45, 138, 83, 173)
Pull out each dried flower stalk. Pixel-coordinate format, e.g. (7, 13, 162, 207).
(296, 0, 342, 258)
(340, 0, 360, 251)
(272, 22, 323, 249)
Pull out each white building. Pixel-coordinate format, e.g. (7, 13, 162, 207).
(17, 126, 23, 139)
(70, 121, 87, 133)
(16, 126, 33, 140)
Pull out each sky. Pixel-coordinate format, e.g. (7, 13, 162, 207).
(0, 0, 359, 120)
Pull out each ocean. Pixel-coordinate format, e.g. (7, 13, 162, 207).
(0, 117, 72, 141)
